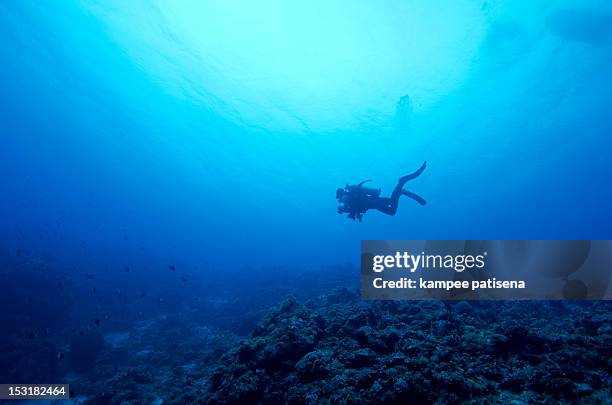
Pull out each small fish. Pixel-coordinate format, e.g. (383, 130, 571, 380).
(57, 352, 64, 360)
(94, 318, 101, 326)
(125, 267, 130, 272)
(141, 292, 147, 297)
(25, 331, 36, 339)
(182, 277, 187, 282)
(169, 265, 176, 271)
(87, 274, 94, 279)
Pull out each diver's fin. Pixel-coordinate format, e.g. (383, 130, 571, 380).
(399, 161, 426, 184)
(402, 190, 426, 206)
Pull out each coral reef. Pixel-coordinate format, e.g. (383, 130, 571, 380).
(3, 254, 609, 404)
(206, 291, 611, 404)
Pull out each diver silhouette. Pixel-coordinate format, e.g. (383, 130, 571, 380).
(336, 161, 427, 221)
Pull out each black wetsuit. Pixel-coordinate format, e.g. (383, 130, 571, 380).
(339, 161, 426, 221)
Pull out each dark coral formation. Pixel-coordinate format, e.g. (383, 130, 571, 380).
(206, 291, 612, 404)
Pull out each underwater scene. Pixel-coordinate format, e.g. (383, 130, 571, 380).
(1, 0, 611, 403)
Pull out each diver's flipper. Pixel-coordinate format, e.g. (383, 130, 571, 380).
(402, 190, 426, 206)
(399, 161, 427, 184)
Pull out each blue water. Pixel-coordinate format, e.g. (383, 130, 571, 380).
(1, 0, 611, 272)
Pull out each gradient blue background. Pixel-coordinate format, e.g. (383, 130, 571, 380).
(1, 0, 611, 271)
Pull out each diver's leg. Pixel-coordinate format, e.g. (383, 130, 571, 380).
(389, 163, 420, 207)
(402, 190, 427, 206)
(385, 161, 426, 210)
(374, 198, 397, 215)
(382, 190, 402, 215)
(375, 189, 425, 215)
(399, 161, 427, 185)
(376, 161, 426, 215)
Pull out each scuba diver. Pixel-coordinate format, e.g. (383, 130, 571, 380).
(336, 161, 427, 221)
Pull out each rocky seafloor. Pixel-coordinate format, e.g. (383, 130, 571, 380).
(72, 289, 611, 404)
(1, 254, 610, 404)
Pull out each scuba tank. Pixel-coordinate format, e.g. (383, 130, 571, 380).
(346, 180, 381, 197)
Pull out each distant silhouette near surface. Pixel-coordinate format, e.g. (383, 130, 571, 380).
(336, 161, 427, 221)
